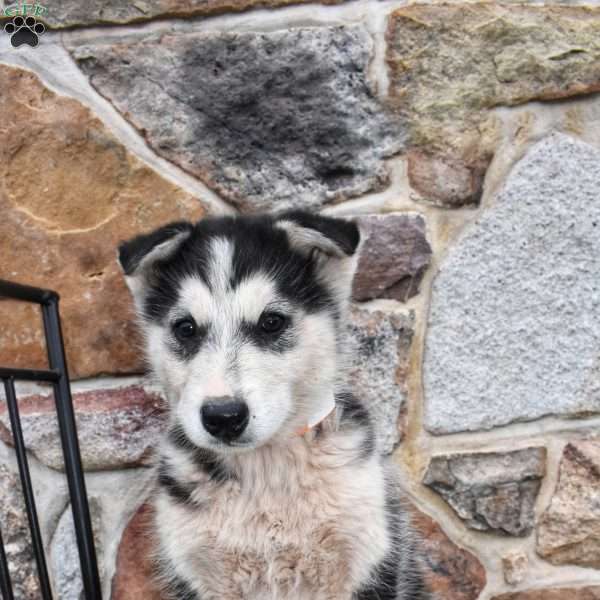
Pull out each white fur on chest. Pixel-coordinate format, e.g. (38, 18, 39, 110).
(156, 434, 389, 600)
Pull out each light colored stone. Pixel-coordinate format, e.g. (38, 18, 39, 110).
(70, 26, 404, 213)
(352, 213, 432, 302)
(0, 385, 166, 471)
(424, 134, 600, 433)
(387, 4, 600, 206)
(0, 65, 208, 379)
(502, 552, 528, 586)
(423, 448, 546, 537)
(537, 440, 600, 568)
(0, 463, 38, 599)
(50, 500, 103, 600)
(411, 507, 487, 600)
(347, 305, 414, 454)
(41, 0, 343, 28)
(388, 4, 600, 122)
(492, 587, 600, 600)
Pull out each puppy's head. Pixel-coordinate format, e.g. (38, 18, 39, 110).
(118, 211, 360, 453)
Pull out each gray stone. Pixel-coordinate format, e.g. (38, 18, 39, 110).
(50, 500, 103, 600)
(423, 448, 546, 536)
(352, 213, 432, 302)
(0, 463, 38, 599)
(347, 305, 414, 454)
(424, 134, 600, 433)
(70, 26, 404, 212)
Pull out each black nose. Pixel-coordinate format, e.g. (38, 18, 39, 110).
(201, 397, 249, 442)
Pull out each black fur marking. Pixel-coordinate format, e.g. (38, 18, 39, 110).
(194, 448, 236, 483)
(400, 554, 429, 600)
(355, 569, 397, 600)
(166, 575, 200, 600)
(227, 216, 335, 314)
(337, 392, 376, 459)
(141, 218, 238, 320)
(359, 428, 377, 459)
(168, 425, 236, 483)
(168, 424, 198, 452)
(118, 221, 193, 275)
(238, 318, 297, 353)
(157, 460, 196, 504)
(128, 214, 344, 322)
(277, 210, 360, 256)
(168, 320, 209, 361)
(337, 391, 371, 429)
(142, 230, 212, 321)
(157, 557, 201, 600)
(356, 488, 429, 600)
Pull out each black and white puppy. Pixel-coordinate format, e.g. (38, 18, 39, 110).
(118, 211, 430, 600)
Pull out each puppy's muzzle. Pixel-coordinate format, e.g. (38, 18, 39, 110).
(201, 396, 249, 443)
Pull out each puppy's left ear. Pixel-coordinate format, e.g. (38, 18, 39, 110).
(275, 210, 361, 303)
(117, 221, 194, 308)
(275, 210, 360, 258)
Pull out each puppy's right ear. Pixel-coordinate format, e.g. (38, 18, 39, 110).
(117, 221, 193, 303)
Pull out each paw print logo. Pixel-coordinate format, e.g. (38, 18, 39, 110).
(4, 16, 45, 48)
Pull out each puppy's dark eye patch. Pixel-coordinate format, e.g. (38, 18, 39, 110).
(258, 312, 288, 334)
(170, 316, 207, 359)
(173, 318, 197, 341)
(240, 312, 295, 352)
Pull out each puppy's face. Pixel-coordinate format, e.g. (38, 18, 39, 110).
(119, 212, 360, 453)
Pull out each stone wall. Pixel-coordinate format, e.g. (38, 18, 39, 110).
(1, 1, 600, 598)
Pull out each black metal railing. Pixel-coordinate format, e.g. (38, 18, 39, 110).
(0, 280, 102, 600)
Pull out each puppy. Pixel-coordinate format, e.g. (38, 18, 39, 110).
(118, 211, 430, 600)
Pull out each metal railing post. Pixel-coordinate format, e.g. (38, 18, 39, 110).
(41, 298, 102, 600)
(0, 279, 102, 600)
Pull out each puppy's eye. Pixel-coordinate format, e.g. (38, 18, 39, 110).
(259, 313, 287, 334)
(173, 318, 197, 340)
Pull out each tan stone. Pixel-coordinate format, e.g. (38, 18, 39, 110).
(387, 3, 600, 205)
(411, 508, 487, 600)
(0, 65, 208, 379)
(387, 3, 600, 139)
(492, 587, 600, 600)
(41, 0, 343, 28)
(537, 440, 600, 568)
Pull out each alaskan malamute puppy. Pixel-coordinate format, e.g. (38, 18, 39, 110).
(118, 211, 430, 600)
